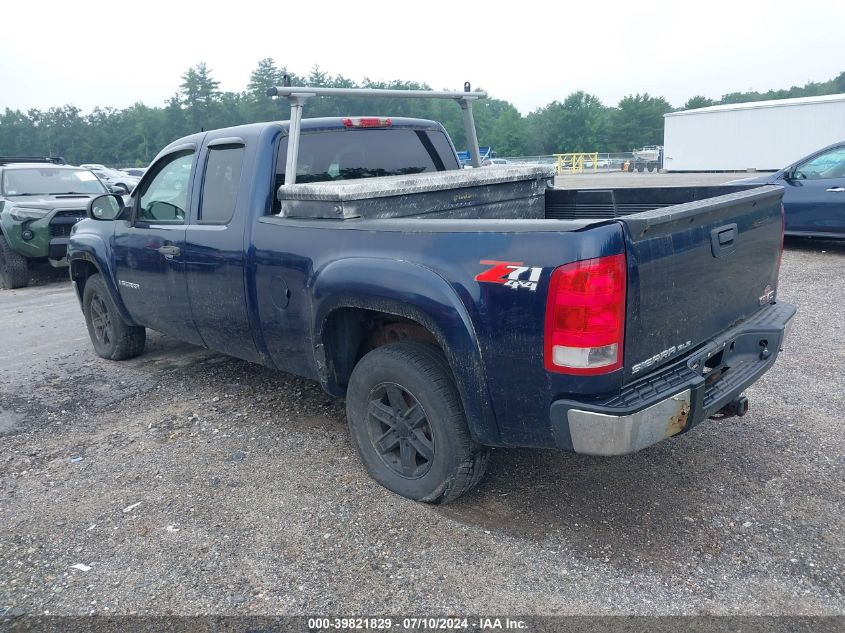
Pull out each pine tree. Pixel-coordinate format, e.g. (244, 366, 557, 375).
(179, 62, 220, 132)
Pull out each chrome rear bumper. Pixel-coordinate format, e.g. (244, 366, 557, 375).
(550, 301, 796, 456)
(568, 389, 691, 456)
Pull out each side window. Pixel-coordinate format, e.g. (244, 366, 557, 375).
(199, 145, 244, 224)
(137, 151, 194, 224)
(794, 147, 845, 180)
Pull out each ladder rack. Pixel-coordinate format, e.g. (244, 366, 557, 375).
(266, 82, 487, 185)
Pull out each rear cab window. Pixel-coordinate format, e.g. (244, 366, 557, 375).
(272, 126, 459, 213)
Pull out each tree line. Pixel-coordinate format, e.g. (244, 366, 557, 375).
(1, 59, 843, 166)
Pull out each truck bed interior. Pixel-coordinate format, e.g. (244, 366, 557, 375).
(544, 185, 759, 220)
(274, 165, 760, 222)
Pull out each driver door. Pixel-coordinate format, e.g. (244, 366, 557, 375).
(112, 148, 202, 344)
(782, 145, 845, 236)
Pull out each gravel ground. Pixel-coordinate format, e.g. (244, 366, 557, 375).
(1, 221, 843, 617)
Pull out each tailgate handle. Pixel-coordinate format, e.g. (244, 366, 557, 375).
(711, 223, 737, 258)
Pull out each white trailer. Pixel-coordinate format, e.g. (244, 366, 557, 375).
(662, 93, 845, 172)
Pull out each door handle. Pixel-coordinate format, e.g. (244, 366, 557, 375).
(158, 244, 181, 258)
(825, 187, 845, 192)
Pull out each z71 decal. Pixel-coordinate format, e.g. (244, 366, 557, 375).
(475, 260, 544, 292)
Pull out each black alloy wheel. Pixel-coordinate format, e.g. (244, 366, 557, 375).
(89, 292, 114, 347)
(366, 382, 435, 479)
(345, 341, 490, 503)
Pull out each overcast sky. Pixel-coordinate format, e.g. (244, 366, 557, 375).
(2, 0, 843, 115)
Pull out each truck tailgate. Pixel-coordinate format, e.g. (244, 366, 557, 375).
(620, 185, 784, 382)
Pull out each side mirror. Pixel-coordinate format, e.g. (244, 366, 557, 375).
(109, 183, 129, 194)
(87, 194, 125, 221)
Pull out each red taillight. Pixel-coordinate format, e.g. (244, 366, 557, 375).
(544, 254, 626, 375)
(342, 117, 392, 128)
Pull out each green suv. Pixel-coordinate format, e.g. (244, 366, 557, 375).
(0, 158, 108, 288)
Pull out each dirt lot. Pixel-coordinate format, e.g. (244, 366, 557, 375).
(1, 177, 844, 616)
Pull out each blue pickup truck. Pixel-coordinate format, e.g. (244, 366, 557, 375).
(68, 86, 795, 503)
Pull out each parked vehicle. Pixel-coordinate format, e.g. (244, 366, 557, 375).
(68, 86, 794, 503)
(0, 157, 108, 288)
(629, 146, 663, 172)
(457, 146, 495, 167)
(120, 167, 147, 178)
(80, 164, 140, 194)
(481, 158, 510, 167)
(726, 141, 845, 238)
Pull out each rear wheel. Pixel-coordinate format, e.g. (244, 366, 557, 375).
(346, 342, 490, 504)
(82, 273, 146, 360)
(0, 233, 29, 289)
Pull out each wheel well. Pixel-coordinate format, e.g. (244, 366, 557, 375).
(322, 308, 439, 395)
(69, 259, 100, 300)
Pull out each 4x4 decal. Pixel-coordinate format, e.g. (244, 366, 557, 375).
(475, 260, 544, 292)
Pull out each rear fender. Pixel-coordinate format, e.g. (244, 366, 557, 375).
(312, 257, 500, 446)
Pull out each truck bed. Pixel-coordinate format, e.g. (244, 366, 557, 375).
(544, 185, 761, 219)
(277, 165, 763, 225)
(270, 170, 785, 389)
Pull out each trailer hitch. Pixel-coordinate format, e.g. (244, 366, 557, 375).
(713, 395, 749, 419)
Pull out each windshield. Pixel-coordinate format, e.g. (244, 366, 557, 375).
(2, 168, 108, 195)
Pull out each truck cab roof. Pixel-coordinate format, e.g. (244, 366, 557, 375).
(158, 117, 448, 157)
(154, 117, 461, 197)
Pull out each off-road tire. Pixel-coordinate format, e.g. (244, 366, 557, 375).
(346, 341, 490, 504)
(0, 233, 30, 289)
(82, 273, 146, 360)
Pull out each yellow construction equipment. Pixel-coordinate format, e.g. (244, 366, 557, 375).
(554, 153, 599, 174)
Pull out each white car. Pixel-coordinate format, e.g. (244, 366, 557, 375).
(83, 166, 140, 193)
(120, 167, 147, 178)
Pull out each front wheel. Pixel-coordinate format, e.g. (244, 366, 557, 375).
(0, 233, 29, 289)
(346, 342, 490, 504)
(82, 273, 146, 360)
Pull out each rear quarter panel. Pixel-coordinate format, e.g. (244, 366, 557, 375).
(251, 218, 625, 448)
